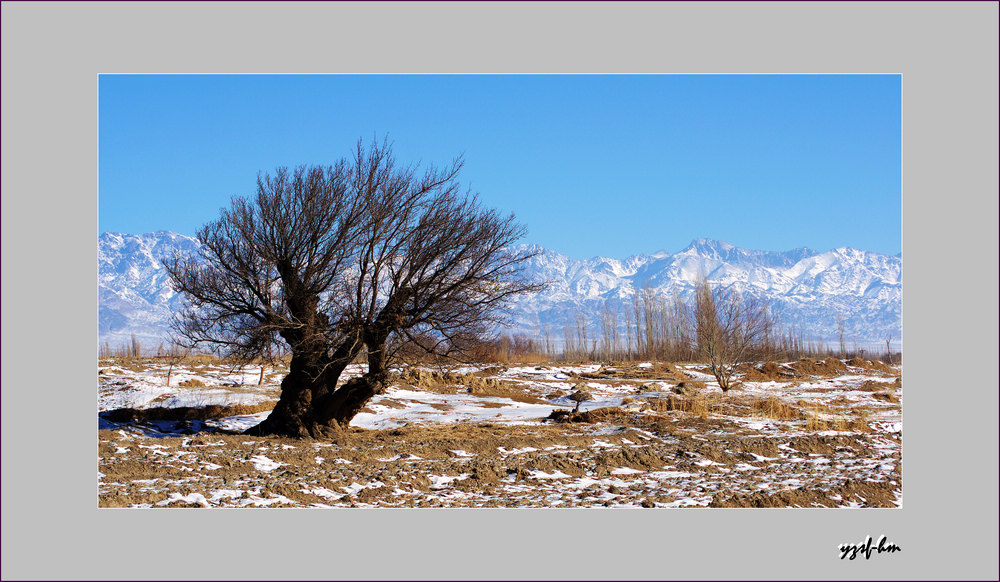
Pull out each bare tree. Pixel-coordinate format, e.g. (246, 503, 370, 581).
(623, 303, 634, 361)
(632, 289, 644, 359)
(599, 300, 619, 360)
(641, 284, 657, 358)
(541, 321, 553, 359)
(836, 313, 847, 357)
(163, 342, 189, 387)
(166, 138, 543, 437)
(562, 318, 575, 360)
(670, 291, 693, 361)
(575, 311, 589, 360)
(693, 277, 772, 392)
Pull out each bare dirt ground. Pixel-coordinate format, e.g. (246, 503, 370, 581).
(98, 358, 902, 508)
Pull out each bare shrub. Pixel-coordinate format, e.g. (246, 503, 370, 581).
(693, 277, 772, 391)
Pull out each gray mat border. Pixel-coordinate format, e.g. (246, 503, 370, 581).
(1, 2, 997, 580)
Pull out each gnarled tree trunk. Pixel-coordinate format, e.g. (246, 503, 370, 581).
(314, 328, 393, 428)
(245, 352, 339, 438)
(245, 331, 368, 437)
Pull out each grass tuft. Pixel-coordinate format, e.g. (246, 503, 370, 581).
(751, 397, 803, 420)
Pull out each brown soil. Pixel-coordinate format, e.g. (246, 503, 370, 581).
(858, 378, 901, 391)
(393, 368, 459, 393)
(547, 406, 632, 424)
(461, 377, 550, 404)
(577, 363, 688, 383)
(100, 407, 899, 508)
(847, 357, 899, 376)
(743, 361, 797, 382)
(99, 360, 901, 509)
(675, 380, 706, 391)
(736, 438, 783, 459)
(786, 434, 872, 456)
(709, 479, 898, 508)
(393, 368, 548, 404)
(787, 357, 850, 377)
(373, 398, 408, 410)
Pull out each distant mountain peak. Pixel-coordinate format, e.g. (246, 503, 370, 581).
(682, 238, 736, 253)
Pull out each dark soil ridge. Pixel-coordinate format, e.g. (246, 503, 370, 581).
(102, 402, 275, 423)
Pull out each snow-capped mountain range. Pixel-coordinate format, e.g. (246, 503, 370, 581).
(98, 231, 901, 352)
(99, 231, 202, 350)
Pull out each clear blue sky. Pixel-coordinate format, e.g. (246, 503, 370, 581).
(99, 75, 901, 258)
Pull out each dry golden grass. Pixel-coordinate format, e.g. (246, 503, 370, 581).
(646, 395, 711, 417)
(803, 404, 872, 433)
(751, 397, 803, 420)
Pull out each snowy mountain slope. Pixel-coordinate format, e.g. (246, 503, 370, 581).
(98, 232, 901, 352)
(98, 231, 200, 350)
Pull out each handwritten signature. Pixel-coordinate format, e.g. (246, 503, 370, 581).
(839, 535, 901, 560)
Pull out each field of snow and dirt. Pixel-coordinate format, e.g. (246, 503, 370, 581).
(98, 357, 901, 508)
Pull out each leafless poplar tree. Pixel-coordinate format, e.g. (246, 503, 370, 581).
(693, 277, 772, 392)
(632, 290, 644, 358)
(163, 342, 189, 387)
(166, 138, 543, 437)
(623, 304, 634, 361)
(542, 321, 553, 359)
(576, 311, 589, 359)
(562, 319, 575, 359)
(640, 284, 657, 358)
(599, 300, 619, 360)
(836, 313, 847, 357)
(668, 291, 693, 361)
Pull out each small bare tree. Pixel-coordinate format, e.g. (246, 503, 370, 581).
(632, 290, 643, 359)
(836, 313, 847, 358)
(623, 303, 634, 361)
(166, 137, 544, 437)
(693, 277, 772, 392)
(163, 342, 189, 387)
